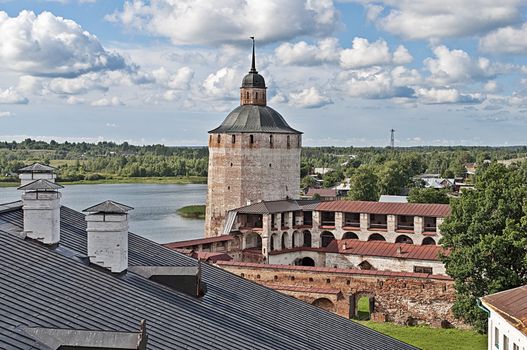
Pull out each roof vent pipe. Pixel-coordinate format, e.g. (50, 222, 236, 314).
(18, 179, 63, 245)
(83, 200, 134, 273)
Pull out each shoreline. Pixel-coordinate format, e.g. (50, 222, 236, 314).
(0, 176, 207, 188)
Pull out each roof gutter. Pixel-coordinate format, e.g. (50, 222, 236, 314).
(477, 298, 490, 317)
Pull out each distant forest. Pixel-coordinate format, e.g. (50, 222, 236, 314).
(1, 139, 526, 189)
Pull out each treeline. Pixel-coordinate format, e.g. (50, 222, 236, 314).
(1, 139, 526, 184)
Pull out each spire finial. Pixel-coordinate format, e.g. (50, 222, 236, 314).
(250, 36, 257, 73)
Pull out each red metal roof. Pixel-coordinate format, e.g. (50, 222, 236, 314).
(162, 235, 233, 249)
(482, 285, 527, 335)
(326, 239, 449, 261)
(316, 200, 451, 217)
(216, 261, 452, 280)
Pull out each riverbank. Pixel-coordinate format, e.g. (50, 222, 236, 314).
(0, 176, 207, 187)
(177, 205, 206, 219)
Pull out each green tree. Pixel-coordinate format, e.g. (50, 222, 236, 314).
(440, 162, 527, 332)
(348, 166, 379, 201)
(407, 188, 450, 204)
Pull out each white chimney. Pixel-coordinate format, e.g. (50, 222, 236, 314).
(18, 163, 57, 186)
(18, 179, 63, 245)
(84, 200, 134, 273)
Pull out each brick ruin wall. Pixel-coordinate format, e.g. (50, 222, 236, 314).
(205, 132, 301, 237)
(217, 262, 465, 328)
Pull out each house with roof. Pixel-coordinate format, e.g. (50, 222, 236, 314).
(481, 285, 527, 350)
(0, 163, 417, 350)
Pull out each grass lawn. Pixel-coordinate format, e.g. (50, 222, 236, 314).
(357, 321, 487, 350)
(177, 205, 206, 219)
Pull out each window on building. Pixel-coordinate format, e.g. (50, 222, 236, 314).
(503, 335, 509, 350)
(513, 343, 519, 350)
(231, 135, 236, 144)
(246, 91, 249, 99)
(495, 327, 499, 348)
(255, 92, 258, 99)
(217, 134, 221, 144)
(250, 135, 254, 144)
(413, 266, 433, 274)
(269, 135, 273, 147)
(287, 135, 290, 148)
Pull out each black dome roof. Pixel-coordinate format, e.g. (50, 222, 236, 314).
(209, 105, 301, 134)
(242, 72, 266, 88)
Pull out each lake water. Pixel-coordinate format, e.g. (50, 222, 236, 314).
(0, 183, 207, 243)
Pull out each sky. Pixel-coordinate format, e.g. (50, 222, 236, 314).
(0, 1, 526, 147)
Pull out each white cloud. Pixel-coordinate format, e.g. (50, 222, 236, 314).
(0, 10, 128, 77)
(480, 23, 527, 54)
(424, 46, 494, 85)
(152, 66, 194, 90)
(48, 73, 109, 95)
(0, 88, 29, 104)
(288, 87, 332, 108)
(65, 96, 85, 104)
(107, 0, 340, 45)
(275, 38, 340, 66)
(91, 96, 123, 107)
(415, 88, 485, 104)
(483, 80, 500, 93)
(339, 37, 412, 69)
(392, 45, 412, 65)
(365, 0, 522, 40)
(0, 111, 13, 118)
(338, 67, 415, 99)
(202, 67, 240, 98)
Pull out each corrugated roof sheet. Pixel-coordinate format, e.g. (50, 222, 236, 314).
(17, 179, 63, 191)
(18, 163, 55, 173)
(316, 201, 451, 217)
(235, 199, 320, 214)
(325, 239, 448, 261)
(482, 285, 527, 336)
(83, 200, 134, 214)
(0, 203, 416, 350)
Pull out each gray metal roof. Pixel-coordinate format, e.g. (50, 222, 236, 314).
(83, 200, 134, 214)
(236, 199, 320, 214)
(17, 179, 63, 191)
(0, 203, 416, 350)
(242, 72, 266, 88)
(209, 105, 302, 134)
(18, 163, 56, 173)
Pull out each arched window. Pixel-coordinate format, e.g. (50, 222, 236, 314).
(232, 135, 236, 144)
(246, 91, 249, 99)
(320, 231, 335, 248)
(255, 92, 258, 99)
(395, 235, 413, 244)
(422, 237, 436, 245)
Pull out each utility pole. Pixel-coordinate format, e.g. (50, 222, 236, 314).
(390, 129, 395, 149)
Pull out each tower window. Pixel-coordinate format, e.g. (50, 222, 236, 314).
(255, 92, 258, 99)
(217, 135, 221, 144)
(269, 135, 273, 147)
(287, 135, 290, 148)
(250, 135, 254, 144)
(298, 135, 301, 147)
(232, 135, 236, 144)
(246, 91, 249, 99)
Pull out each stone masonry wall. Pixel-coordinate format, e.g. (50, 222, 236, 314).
(205, 132, 301, 237)
(217, 262, 463, 328)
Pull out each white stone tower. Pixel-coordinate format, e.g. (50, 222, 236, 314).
(205, 39, 302, 237)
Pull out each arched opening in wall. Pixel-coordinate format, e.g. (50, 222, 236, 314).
(245, 232, 262, 249)
(395, 235, 414, 244)
(270, 233, 279, 251)
(368, 233, 386, 241)
(303, 230, 312, 247)
(292, 230, 302, 247)
(343, 232, 359, 240)
(312, 298, 335, 313)
(281, 232, 290, 250)
(320, 231, 335, 248)
(422, 237, 436, 245)
(354, 294, 374, 320)
(246, 91, 249, 99)
(299, 257, 315, 266)
(255, 92, 258, 99)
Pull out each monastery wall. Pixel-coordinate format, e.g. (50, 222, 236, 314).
(217, 261, 463, 328)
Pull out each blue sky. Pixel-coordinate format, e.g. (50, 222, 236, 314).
(0, 0, 526, 146)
